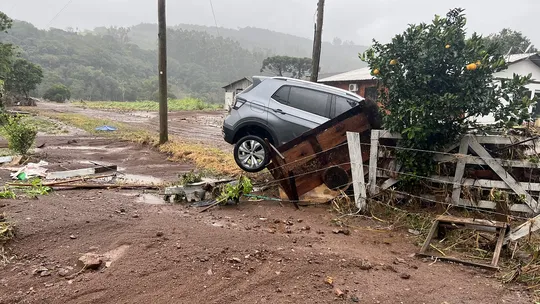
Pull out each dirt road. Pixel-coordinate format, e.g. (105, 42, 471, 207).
(36, 101, 230, 150)
(0, 133, 533, 304)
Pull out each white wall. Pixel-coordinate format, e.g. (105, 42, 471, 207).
(493, 59, 540, 81)
(475, 59, 540, 124)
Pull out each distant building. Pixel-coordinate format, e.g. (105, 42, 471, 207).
(222, 77, 253, 110)
(478, 53, 540, 124)
(318, 67, 378, 100)
(495, 53, 540, 97)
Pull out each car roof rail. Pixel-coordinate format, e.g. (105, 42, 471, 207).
(271, 76, 364, 101)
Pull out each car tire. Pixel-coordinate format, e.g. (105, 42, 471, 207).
(234, 135, 270, 173)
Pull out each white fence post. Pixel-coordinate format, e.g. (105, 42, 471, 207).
(368, 130, 380, 195)
(347, 132, 367, 211)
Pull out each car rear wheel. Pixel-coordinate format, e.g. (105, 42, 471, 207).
(234, 135, 270, 173)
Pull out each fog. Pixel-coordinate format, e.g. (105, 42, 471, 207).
(1, 0, 538, 46)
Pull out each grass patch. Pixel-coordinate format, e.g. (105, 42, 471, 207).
(73, 98, 222, 112)
(0, 115, 67, 139)
(40, 112, 240, 175)
(0, 213, 15, 243)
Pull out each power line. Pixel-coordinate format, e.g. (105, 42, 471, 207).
(208, 0, 220, 36)
(46, 0, 76, 28)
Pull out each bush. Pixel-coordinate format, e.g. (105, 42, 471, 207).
(43, 84, 71, 102)
(3, 115, 37, 155)
(361, 8, 535, 178)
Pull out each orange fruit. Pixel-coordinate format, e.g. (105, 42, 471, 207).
(372, 68, 380, 75)
(445, 44, 451, 49)
(466, 63, 477, 71)
(390, 59, 398, 65)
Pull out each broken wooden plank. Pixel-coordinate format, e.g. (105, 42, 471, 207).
(469, 136, 539, 213)
(416, 254, 500, 270)
(8, 173, 116, 187)
(347, 132, 366, 211)
(436, 215, 508, 229)
(53, 184, 160, 190)
(506, 217, 540, 242)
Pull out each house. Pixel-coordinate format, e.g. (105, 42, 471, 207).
(318, 67, 378, 100)
(496, 53, 540, 98)
(477, 53, 540, 124)
(222, 77, 253, 110)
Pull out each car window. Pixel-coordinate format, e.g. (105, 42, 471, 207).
(272, 86, 291, 104)
(288, 87, 329, 117)
(335, 96, 357, 117)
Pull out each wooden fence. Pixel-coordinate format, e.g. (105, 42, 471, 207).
(347, 130, 540, 242)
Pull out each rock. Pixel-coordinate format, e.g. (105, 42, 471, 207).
(77, 253, 103, 270)
(301, 226, 311, 231)
(334, 287, 344, 298)
(359, 259, 373, 270)
(276, 287, 282, 293)
(33, 266, 48, 275)
(40, 270, 51, 277)
(332, 229, 351, 235)
(350, 294, 360, 302)
(69, 235, 77, 239)
(400, 273, 411, 280)
(206, 269, 213, 275)
(408, 229, 421, 236)
(44, 283, 54, 288)
(382, 264, 397, 272)
(198, 256, 210, 262)
(57, 268, 70, 277)
(156, 231, 164, 237)
(230, 257, 242, 263)
(132, 214, 140, 218)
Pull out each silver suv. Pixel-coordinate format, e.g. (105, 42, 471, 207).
(223, 76, 365, 172)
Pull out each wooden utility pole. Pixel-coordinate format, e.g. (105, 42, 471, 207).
(310, 0, 325, 82)
(158, 0, 168, 144)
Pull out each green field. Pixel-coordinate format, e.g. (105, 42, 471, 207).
(72, 98, 222, 112)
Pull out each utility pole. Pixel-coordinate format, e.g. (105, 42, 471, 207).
(158, 0, 168, 144)
(310, 0, 325, 83)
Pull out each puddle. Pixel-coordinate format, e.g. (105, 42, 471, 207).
(136, 194, 165, 205)
(119, 174, 164, 185)
(44, 146, 129, 153)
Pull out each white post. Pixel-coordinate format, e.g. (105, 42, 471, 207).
(368, 130, 380, 195)
(347, 132, 367, 211)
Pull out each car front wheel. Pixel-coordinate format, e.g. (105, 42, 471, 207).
(234, 135, 270, 173)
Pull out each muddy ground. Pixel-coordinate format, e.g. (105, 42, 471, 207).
(0, 130, 533, 303)
(37, 101, 229, 150)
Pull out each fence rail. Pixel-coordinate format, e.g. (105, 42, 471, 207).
(346, 130, 540, 243)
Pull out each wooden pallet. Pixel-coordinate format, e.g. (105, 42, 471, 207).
(418, 215, 509, 270)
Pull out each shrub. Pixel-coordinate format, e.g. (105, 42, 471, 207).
(43, 84, 71, 102)
(3, 115, 37, 155)
(361, 8, 535, 178)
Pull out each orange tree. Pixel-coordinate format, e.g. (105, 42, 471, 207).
(361, 8, 535, 178)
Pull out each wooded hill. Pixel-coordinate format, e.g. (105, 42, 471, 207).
(1, 21, 367, 102)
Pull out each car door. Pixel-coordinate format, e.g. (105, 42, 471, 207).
(267, 85, 331, 145)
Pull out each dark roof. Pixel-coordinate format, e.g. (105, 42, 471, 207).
(222, 77, 253, 89)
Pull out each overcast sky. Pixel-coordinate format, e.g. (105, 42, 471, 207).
(0, 0, 538, 47)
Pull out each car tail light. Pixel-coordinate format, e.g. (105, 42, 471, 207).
(233, 97, 247, 109)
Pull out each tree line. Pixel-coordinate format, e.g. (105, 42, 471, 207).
(0, 8, 537, 105)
